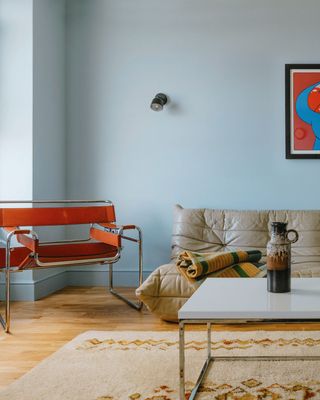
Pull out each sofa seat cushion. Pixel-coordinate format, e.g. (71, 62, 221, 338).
(136, 262, 320, 321)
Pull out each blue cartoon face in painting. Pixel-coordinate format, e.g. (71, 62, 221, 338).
(296, 82, 320, 150)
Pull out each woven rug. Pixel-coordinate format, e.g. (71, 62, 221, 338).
(1, 330, 320, 400)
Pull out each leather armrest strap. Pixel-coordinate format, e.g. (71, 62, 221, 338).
(99, 223, 136, 231)
(3, 227, 38, 252)
(90, 227, 121, 248)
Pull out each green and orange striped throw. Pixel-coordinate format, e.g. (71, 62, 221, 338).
(177, 249, 264, 282)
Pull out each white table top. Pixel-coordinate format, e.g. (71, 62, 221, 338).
(178, 278, 320, 320)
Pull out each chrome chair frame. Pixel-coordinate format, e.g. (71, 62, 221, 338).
(107, 225, 143, 310)
(0, 200, 143, 333)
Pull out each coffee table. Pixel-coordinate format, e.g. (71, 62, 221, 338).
(178, 278, 320, 400)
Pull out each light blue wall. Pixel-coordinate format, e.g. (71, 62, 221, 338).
(66, 0, 320, 274)
(0, 0, 33, 199)
(33, 0, 67, 295)
(3, 1, 320, 299)
(0, 0, 35, 299)
(33, 0, 66, 205)
(0, 0, 67, 300)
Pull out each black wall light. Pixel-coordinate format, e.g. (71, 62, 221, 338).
(150, 93, 168, 111)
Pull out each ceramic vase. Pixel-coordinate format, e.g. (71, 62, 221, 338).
(266, 222, 298, 293)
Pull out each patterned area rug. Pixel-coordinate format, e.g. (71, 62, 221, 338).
(1, 330, 320, 399)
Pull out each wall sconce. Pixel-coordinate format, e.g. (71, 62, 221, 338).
(150, 93, 168, 111)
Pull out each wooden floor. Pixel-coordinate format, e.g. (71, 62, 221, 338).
(1, 286, 320, 390)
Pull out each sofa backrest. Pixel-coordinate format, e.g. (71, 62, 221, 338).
(172, 205, 320, 271)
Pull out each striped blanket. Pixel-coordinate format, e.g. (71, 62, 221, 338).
(176, 249, 265, 282)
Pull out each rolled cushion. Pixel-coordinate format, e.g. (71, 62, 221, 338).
(136, 263, 200, 321)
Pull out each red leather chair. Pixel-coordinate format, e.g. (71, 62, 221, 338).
(0, 200, 143, 332)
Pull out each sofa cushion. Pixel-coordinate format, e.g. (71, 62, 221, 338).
(137, 205, 320, 321)
(172, 205, 320, 268)
(137, 261, 320, 321)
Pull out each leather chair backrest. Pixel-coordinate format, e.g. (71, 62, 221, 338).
(0, 206, 116, 227)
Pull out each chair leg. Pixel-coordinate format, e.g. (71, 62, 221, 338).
(5, 267, 10, 332)
(108, 227, 143, 310)
(0, 250, 11, 333)
(108, 263, 143, 310)
(0, 274, 7, 332)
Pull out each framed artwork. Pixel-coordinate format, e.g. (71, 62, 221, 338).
(285, 64, 320, 159)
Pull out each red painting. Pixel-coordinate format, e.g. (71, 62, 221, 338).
(286, 64, 320, 159)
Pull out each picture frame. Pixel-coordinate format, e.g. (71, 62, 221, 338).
(285, 64, 320, 159)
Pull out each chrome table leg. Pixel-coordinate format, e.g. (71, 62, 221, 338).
(187, 323, 212, 400)
(179, 319, 320, 400)
(207, 322, 211, 359)
(179, 321, 185, 400)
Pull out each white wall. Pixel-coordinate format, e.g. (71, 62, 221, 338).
(65, 0, 320, 278)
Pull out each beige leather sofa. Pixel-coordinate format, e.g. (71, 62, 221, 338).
(136, 205, 320, 321)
